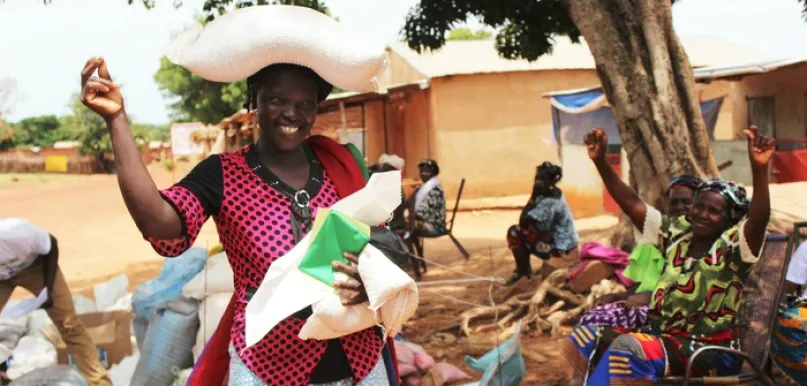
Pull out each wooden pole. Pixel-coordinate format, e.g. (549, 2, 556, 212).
(338, 101, 348, 143)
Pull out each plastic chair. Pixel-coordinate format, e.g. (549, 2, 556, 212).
(410, 179, 471, 279)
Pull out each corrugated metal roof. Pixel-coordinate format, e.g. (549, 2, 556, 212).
(541, 52, 807, 97)
(389, 35, 768, 78)
(693, 55, 807, 79)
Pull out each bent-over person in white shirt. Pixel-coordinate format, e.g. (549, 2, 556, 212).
(0, 218, 111, 386)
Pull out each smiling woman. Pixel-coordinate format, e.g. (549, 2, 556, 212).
(77, 5, 400, 386)
(561, 127, 774, 386)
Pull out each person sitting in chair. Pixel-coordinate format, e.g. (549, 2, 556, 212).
(404, 159, 446, 275)
(565, 126, 773, 386)
(576, 175, 702, 330)
(505, 162, 578, 285)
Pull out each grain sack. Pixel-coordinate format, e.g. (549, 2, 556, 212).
(132, 247, 206, 348)
(131, 298, 199, 386)
(108, 353, 139, 386)
(182, 252, 233, 299)
(192, 292, 231, 362)
(6, 336, 57, 380)
(164, 5, 387, 91)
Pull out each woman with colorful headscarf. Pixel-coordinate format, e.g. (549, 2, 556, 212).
(505, 162, 579, 285)
(564, 127, 773, 386)
(577, 175, 702, 330)
(78, 25, 403, 386)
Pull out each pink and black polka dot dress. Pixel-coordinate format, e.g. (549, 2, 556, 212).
(148, 145, 384, 385)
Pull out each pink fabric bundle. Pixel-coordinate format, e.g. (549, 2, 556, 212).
(569, 241, 634, 287)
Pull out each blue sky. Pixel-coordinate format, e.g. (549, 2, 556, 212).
(0, 0, 805, 124)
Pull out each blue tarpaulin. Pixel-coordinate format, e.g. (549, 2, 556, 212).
(550, 89, 724, 146)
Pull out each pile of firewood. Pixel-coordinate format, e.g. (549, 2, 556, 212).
(446, 269, 626, 339)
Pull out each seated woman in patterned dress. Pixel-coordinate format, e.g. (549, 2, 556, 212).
(404, 159, 447, 265)
(505, 162, 578, 285)
(577, 175, 702, 330)
(79, 58, 402, 386)
(564, 127, 774, 386)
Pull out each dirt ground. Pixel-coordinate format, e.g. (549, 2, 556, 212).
(0, 165, 619, 385)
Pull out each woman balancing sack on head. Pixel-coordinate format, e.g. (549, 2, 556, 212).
(79, 8, 402, 386)
(576, 175, 702, 331)
(563, 127, 774, 386)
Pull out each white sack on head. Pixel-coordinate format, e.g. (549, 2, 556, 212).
(165, 5, 388, 92)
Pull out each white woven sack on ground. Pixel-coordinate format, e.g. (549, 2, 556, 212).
(165, 5, 388, 91)
(182, 252, 233, 300)
(192, 292, 232, 362)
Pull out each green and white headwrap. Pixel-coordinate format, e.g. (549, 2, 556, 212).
(697, 178, 750, 222)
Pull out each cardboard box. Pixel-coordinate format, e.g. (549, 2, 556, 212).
(40, 310, 133, 369)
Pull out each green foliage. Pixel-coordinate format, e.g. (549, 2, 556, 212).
(154, 57, 247, 124)
(132, 122, 170, 142)
(403, 0, 581, 61)
(447, 27, 492, 41)
(130, 0, 330, 23)
(162, 157, 176, 172)
(0, 106, 167, 153)
(0, 121, 14, 151)
(5, 115, 70, 149)
(404, 0, 807, 61)
(61, 93, 114, 159)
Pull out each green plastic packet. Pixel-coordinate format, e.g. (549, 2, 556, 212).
(297, 208, 371, 286)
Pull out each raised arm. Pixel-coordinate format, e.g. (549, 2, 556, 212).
(80, 57, 182, 239)
(742, 126, 774, 255)
(584, 128, 648, 230)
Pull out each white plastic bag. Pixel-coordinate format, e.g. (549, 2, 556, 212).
(95, 274, 129, 311)
(109, 353, 140, 386)
(165, 5, 387, 92)
(25, 310, 51, 339)
(6, 336, 57, 380)
(182, 252, 233, 299)
(106, 293, 133, 312)
(72, 295, 97, 315)
(0, 314, 29, 353)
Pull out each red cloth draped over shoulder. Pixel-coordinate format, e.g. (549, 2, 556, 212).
(186, 135, 399, 386)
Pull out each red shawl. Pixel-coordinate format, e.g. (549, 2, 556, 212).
(187, 135, 399, 386)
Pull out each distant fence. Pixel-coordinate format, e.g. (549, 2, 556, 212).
(0, 152, 104, 174)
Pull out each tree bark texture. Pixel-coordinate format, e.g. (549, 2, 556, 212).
(564, 0, 720, 247)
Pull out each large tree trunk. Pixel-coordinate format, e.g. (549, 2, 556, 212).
(564, 0, 720, 248)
